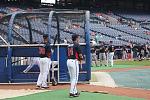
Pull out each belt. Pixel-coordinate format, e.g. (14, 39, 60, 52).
(68, 59, 78, 60)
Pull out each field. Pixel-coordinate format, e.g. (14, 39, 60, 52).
(0, 60, 150, 100)
(5, 90, 144, 100)
(91, 60, 150, 71)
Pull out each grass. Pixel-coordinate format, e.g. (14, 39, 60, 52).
(91, 60, 150, 71)
(5, 90, 144, 100)
(91, 65, 138, 71)
(114, 60, 150, 66)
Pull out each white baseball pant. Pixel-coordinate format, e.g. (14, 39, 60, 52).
(99, 53, 107, 66)
(67, 59, 79, 94)
(122, 51, 127, 60)
(37, 57, 51, 87)
(107, 52, 114, 67)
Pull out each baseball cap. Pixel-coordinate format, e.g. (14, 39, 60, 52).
(72, 34, 79, 41)
(43, 34, 49, 38)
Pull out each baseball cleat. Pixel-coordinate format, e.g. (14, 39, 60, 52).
(75, 92, 80, 96)
(51, 79, 58, 86)
(41, 86, 49, 89)
(69, 93, 80, 98)
(35, 85, 41, 89)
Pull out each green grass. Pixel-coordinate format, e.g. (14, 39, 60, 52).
(5, 90, 144, 100)
(91, 60, 150, 71)
(114, 60, 150, 66)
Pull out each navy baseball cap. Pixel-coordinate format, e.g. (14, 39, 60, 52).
(72, 34, 79, 41)
(43, 34, 49, 38)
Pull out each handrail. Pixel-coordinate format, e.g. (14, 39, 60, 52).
(0, 43, 86, 47)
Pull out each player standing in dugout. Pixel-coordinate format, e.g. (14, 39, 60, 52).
(67, 34, 83, 97)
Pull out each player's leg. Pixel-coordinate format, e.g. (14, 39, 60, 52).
(108, 53, 112, 66)
(101, 53, 105, 66)
(122, 51, 125, 60)
(103, 53, 107, 66)
(110, 52, 114, 67)
(91, 53, 94, 66)
(99, 53, 102, 66)
(131, 51, 133, 60)
(125, 51, 128, 60)
(74, 60, 79, 94)
(107, 53, 110, 66)
(106, 53, 108, 66)
(41, 58, 51, 88)
(67, 59, 74, 94)
(67, 59, 78, 94)
(94, 53, 98, 66)
(36, 58, 44, 87)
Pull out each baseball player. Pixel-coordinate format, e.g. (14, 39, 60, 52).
(107, 41, 115, 67)
(90, 41, 98, 67)
(23, 57, 40, 73)
(36, 34, 52, 89)
(67, 34, 83, 97)
(122, 45, 128, 60)
(98, 41, 107, 66)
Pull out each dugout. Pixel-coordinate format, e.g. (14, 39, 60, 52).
(0, 10, 91, 83)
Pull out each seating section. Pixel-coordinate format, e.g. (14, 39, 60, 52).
(117, 13, 150, 22)
(0, 7, 23, 14)
(110, 25, 150, 40)
(0, 7, 150, 46)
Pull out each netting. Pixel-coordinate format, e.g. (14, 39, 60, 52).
(1, 12, 86, 45)
(11, 13, 49, 44)
(50, 12, 86, 43)
(0, 17, 10, 45)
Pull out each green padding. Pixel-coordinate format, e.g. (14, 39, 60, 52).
(110, 69, 150, 90)
(5, 90, 144, 100)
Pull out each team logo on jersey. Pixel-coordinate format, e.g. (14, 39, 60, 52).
(67, 44, 74, 57)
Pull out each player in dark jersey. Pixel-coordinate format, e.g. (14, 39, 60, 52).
(36, 34, 52, 89)
(90, 43, 98, 67)
(67, 34, 83, 97)
(107, 41, 115, 67)
(98, 41, 107, 66)
(122, 45, 128, 60)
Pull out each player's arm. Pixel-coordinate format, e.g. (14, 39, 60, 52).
(76, 45, 84, 70)
(113, 46, 116, 52)
(46, 44, 52, 58)
(76, 45, 83, 61)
